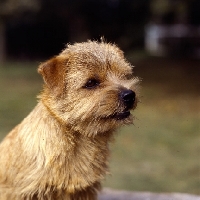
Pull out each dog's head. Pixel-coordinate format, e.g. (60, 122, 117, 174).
(38, 41, 140, 137)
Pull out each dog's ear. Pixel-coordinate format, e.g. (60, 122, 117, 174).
(38, 56, 66, 95)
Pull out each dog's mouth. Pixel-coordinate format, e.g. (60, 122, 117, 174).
(111, 111, 131, 120)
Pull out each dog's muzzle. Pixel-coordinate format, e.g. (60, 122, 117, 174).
(120, 89, 135, 110)
(111, 89, 135, 120)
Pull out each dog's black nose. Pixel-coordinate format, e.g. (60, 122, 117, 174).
(120, 89, 135, 109)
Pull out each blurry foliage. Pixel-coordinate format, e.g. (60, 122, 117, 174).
(0, 0, 40, 17)
(0, 0, 40, 62)
(5, 0, 150, 59)
(0, 0, 200, 60)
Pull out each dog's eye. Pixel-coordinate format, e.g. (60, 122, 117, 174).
(125, 73, 134, 80)
(84, 79, 100, 89)
(124, 67, 134, 80)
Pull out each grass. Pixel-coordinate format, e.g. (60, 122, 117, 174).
(0, 58, 199, 195)
(0, 61, 42, 139)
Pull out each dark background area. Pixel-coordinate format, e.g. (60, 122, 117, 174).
(4, 0, 149, 59)
(1, 0, 200, 60)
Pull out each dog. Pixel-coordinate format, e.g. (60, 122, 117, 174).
(0, 41, 139, 200)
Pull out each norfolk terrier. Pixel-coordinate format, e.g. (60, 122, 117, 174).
(0, 41, 139, 200)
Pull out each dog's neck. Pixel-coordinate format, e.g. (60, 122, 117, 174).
(15, 102, 113, 195)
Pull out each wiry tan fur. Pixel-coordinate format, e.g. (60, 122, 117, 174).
(0, 41, 139, 200)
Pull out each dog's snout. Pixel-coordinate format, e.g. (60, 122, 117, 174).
(120, 89, 135, 109)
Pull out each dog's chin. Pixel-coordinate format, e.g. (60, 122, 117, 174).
(111, 111, 131, 120)
(102, 110, 134, 126)
(68, 110, 134, 137)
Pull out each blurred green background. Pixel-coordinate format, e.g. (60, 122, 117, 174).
(0, 0, 200, 196)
